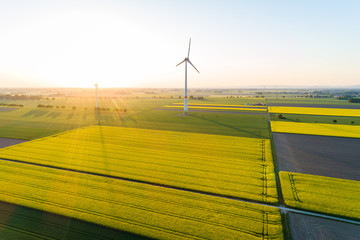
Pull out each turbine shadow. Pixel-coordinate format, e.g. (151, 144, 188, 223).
(190, 113, 263, 138)
(22, 110, 49, 117)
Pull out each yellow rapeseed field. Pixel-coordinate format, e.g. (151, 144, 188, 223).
(271, 121, 360, 138)
(280, 171, 360, 219)
(0, 126, 278, 203)
(269, 106, 360, 117)
(0, 160, 284, 240)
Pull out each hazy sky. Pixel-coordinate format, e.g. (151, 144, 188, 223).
(0, 0, 359, 88)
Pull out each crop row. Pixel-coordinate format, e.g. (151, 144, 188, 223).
(0, 126, 278, 203)
(0, 160, 283, 240)
(280, 171, 360, 219)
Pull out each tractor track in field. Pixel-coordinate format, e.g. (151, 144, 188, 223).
(0, 157, 359, 227)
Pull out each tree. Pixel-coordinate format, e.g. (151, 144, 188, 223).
(277, 114, 286, 119)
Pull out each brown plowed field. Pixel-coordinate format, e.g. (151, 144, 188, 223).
(0, 138, 27, 148)
(288, 212, 360, 240)
(273, 133, 360, 181)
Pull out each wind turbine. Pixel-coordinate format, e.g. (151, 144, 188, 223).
(176, 38, 200, 114)
(94, 83, 99, 109)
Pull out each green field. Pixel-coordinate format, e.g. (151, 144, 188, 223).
(0, 160, 283, 240)
(266, 97, 354, 105)
(162, 105, 266, 112)
(280, 171, 360, 219)
(0, 98, 270, 140)
(270, 113, 360, 126)
(0, 126, 277, 203)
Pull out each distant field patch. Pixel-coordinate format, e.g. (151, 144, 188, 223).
(163, 105, 267, 112)
(0, 107, 18, 112)
(0, 138, 27, 149)
(271, 121, 360, 138)
(280, 171, 360, 219)
(0, 161, 284, 240)
(0, 126, 277, 203)
(269, 106, 360, 117)
(172, 103, 267, 108)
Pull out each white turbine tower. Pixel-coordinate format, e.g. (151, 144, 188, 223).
(94, 83, 99, 109)
(176, 38, 200, 114)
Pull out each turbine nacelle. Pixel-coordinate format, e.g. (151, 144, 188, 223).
(176, 38, 200, 73)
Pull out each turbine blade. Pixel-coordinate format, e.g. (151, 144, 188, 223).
(187, 38, 191, 58)
(187, 59, 200, 73)
(176, 59, 186, 67)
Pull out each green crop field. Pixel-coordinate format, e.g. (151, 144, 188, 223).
(280, 171, 360, 219)
(266, 97, 353, 105)
(106, 110, 270, 139)
(0, 108, 116, 140)
(270, 113, 360, 126)
(0, 160, 283, 240)
(162, 105, 266, 112)
(0, 98, 270, 140)
(0, 126, 277, 203)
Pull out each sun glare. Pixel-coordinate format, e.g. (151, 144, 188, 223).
(1, 9, 173, 88)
